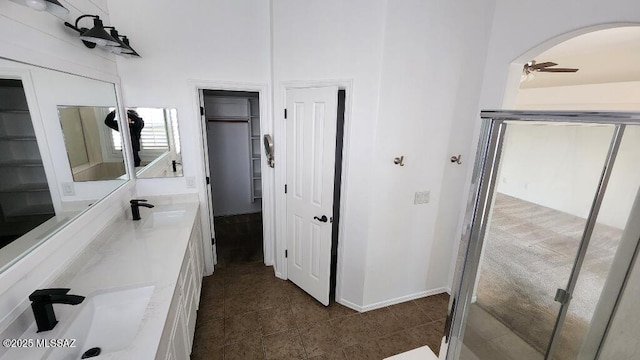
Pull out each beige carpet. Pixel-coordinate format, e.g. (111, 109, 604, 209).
(476, 193, 622, 359)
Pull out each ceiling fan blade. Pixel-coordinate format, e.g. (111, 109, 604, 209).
(538, 68, 579, 73)
(530, 61, 558, 69)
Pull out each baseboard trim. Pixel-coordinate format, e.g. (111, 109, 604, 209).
(360, 287, 450, 313)
(337, 298, 364, 312)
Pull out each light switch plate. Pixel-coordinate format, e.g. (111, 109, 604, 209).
(186, 177, 196, 189)
(414, 191, 430, 205)
(61, 182, 75, 196)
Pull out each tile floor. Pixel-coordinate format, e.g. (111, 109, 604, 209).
(213, 213, 264, 266)
(191, 260, 449, 360)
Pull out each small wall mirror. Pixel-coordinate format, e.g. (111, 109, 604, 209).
(123, 107, 183, 179)
(58, 106, 127, 181)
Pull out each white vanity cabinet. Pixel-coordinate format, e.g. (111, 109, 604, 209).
(156, 220, 204, 360)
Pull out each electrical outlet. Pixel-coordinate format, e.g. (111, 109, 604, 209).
(414, 191, 430, 205)
(61, 182, 75, 196)
(186, 177, 196, 188)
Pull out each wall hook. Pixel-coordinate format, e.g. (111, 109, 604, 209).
(450, 154, 462, 165)
(394, 156, 405, 166)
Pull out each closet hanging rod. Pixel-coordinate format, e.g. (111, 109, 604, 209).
(207, 117, 250, 123)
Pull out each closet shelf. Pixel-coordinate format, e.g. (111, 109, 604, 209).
(0, 109, 30, 114)
(0, 183, 50, 193)
(0, 135, 37, 141)
(4, 204, 55, 218)
(0, 160, 43, 167)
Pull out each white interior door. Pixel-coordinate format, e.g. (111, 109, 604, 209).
(285, 86, 338, 306)
(199, 89, 217, 265)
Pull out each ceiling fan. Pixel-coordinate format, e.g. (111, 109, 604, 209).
(523, 60, 579, 75)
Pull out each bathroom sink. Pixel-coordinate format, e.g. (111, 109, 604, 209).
(141, 209, 187, 229)
(45, 285, 155, 360)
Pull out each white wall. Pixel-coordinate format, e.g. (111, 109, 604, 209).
(446, 0, 640, 357)
(498, 82, 640, 229)
(271, 0, 388, 308)
(107, 0, 272, 273)
(208, 122, 262, 216)
(362, 0, 496, 308)
(204, 96, 262, 216)
(111, 0, 496, 310)
(0, 0, 137, 348)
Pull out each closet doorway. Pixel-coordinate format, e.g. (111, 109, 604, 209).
(202, 90, 265, 267)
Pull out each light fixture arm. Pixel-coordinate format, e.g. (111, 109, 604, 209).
(63, 14, 98, 34)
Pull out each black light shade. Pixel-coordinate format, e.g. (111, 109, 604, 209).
(120, 36, 141, 57)
(79, 18, 119, 47)
(104, 28, 136, 55)
(9, 0, 69, 15)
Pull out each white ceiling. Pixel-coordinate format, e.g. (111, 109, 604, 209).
(520, 26, 640, 89)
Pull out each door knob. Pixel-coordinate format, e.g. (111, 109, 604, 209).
(314, 215, 328, 223)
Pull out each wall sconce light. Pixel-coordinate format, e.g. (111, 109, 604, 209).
(104, 27, 141, 57)
(64, 15, 119, 48)
(8, 0, 68, 14)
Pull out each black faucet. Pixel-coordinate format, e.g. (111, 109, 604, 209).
(171, 160, 181, 172)
(130, 199, 154, 221)
(29, 288, 84, 332)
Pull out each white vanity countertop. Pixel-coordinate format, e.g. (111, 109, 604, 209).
(2, 201, 200, 360)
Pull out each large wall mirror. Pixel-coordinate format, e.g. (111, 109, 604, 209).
(0, 57, 130, 273)
(126, 107, 183, 179)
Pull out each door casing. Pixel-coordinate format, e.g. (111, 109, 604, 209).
(191, 80, 275, 273)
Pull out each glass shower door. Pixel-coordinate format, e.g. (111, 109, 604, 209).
(444, 111, 639, 360)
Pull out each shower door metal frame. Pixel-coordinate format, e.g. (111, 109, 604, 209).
(444, 110, 640, 360)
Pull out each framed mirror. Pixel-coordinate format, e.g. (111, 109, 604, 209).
(0, 57, 130, 273)
(126, 107, 183, 179)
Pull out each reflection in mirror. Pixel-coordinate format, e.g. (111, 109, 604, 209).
(130, 108, 183, 179)
(58, 106, 127, 181)
(0, 57, 129, 274)
(0, 79, 55, 249)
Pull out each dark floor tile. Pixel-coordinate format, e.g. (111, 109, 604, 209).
(191, 343, 223, 360)
(201, 281, 224, 301)
(196, 296, 225, 324)
(413, 293, 449, 322)
(224, 334, 264, 360)
(260, 307, 296, 336)
(309, 348, 347, 360)
(362, 307, 404, 338)
(406, 320, 446, 355)
(299, 320, 340, 357)
(326, 302, 358, 320)
(330, 314, 372, 348)
(224, 291, 258, 317)
(376, 330, 419, 358)
(225, 273, 261, 295)
(224, 311, 261, 345)
(194, 317, 225, 349)
(342, 339, 383, 360)
(291, 298, 330, 328)
(263, 329, 306, 359)
(387, 301, 430, 328)
(257, 286, 292, 311)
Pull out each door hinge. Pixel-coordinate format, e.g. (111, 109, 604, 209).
(284, 108, 287, 119)
(200, 106, 205, 116)
(285, 250, 288, 258)
(206, 176, 210, 185)
(284, 184, 288, 194)
(211, 237, 215, 245)
(554, 288, 571, 305)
